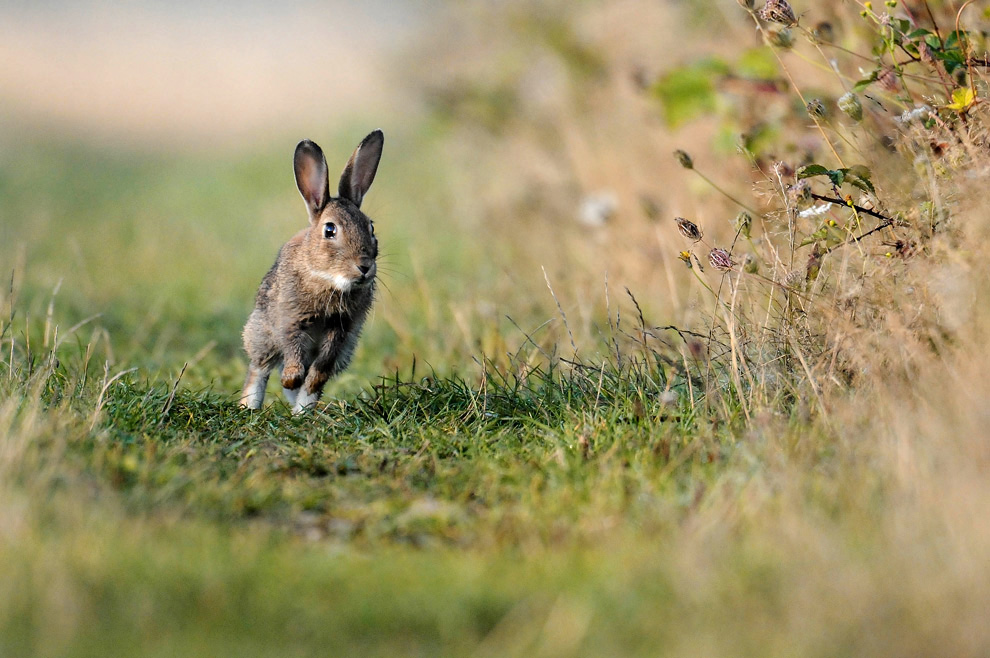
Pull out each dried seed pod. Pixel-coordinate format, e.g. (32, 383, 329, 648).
(877, 68, 900, 93)
(806, 98, 827, 120)
(709, 248, 734, 271)
(674, 149, 694, 169)
(837, 92, 863, 121)
(759, 0, 797, 26)
(675, 216, 704, 241)
(806, 245, 822, 282)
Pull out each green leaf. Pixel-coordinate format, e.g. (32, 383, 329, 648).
(843, 165, 875, 194)
(939, 49, 966, 74)
(945, 30, 966, 49)
(799, 226, 829, 247)
(651, 58, 729, 128)
(853, 70, 879, 92)
(797, 164, 830, 179)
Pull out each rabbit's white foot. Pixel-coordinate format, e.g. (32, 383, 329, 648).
(282, 386, 299, 407)
(292, 388, 320, 414)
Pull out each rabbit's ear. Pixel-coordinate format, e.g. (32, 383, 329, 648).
(338, 130, 384, 208)
(294, 140, 330, 220)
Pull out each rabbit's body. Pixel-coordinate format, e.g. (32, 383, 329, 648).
(240, 131, 384, 413)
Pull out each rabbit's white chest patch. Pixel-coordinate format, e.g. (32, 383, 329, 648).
(307, 269, 353, 293)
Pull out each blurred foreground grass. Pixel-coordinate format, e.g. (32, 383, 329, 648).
(5, 317, 971, 658)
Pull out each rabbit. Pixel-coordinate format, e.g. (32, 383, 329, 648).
(240, 130, 384, 413)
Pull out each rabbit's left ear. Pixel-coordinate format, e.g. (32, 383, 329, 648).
(294, 140, 330, 221)
(338, 130, 384, 208)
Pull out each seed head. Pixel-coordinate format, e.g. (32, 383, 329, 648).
(709, 248, 734, 271)
(782, 269, 804, 289)
(675, 216, 704, 241)
(743, 254, 760, 274)
(806, 98, 827, 120)
(772, 161, 795, 179)
(787, 180, 813, 209)
(877, 68, 900, 93)
(759, 0, 797, 26)
(674, 149, 694, 169)
(766, 27, 794, 49)
(837, 92, 863, 121)
(735, 211, 753, 238)
(810, 21, 834, 44)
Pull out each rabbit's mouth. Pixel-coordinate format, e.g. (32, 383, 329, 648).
(354, 262, 377, 287)
(352, 273, 376, 289)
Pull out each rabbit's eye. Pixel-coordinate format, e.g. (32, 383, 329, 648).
(369, 222, 375, 236)
(323, 223, 337, 239)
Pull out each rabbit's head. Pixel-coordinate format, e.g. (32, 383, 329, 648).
(292, 131, 384, 293)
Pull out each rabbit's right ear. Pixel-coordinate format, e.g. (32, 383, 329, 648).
(294, 140, 330, 221)
(338, 130, 384, 208)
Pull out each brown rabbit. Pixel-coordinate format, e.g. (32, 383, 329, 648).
(240, 131, 384, 412)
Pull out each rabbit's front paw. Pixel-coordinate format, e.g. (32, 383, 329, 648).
(281, 363, 305, 390)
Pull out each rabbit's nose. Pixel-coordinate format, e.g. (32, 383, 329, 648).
(358, 262, 373, 276)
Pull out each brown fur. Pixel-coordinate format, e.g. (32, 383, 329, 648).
(240, 131, 384, 412)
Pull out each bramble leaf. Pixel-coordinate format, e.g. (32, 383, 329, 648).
(947, 87, 976, 112)
(843, 165, 875, 194)
(853, 70, 879, 92)
(797, 164, 830, 179)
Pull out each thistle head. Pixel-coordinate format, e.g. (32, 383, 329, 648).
(759, 0, 797, 26)
(675, 216, 704, 241)
(709, 248, 734, 271)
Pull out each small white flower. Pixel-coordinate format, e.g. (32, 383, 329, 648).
(578, 192, 617, 227)
(799, 203, 833, 218)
